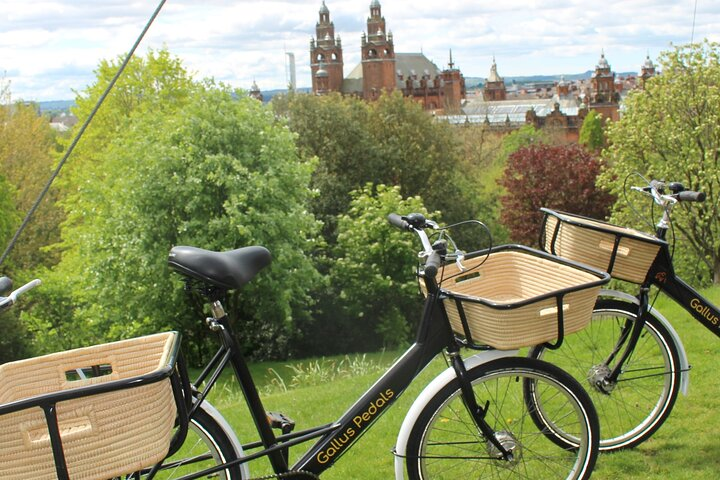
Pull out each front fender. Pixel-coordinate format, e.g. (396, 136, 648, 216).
(393, 349, 518, 480)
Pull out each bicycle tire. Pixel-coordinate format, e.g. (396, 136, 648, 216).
(118, 404, 245, 479)
(404, 356, 599, 480)
(527, 298, 681, 452)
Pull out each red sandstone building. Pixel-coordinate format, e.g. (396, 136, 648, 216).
(454, 51, 657, 141)
(310, 1, 466, 113)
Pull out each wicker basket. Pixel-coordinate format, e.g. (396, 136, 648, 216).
(540, 208, 666, 284)
(0, 332, 180, 480)
(435, 245, 609, 350)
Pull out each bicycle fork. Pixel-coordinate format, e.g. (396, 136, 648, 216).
(594, 288, 651, 394)
(448, 350, 515, 462)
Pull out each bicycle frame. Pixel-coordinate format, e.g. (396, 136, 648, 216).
(179, 272, 491, 479)
(647, 245, 720, 338)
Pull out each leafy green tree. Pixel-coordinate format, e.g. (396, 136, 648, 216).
(324, 184, 432, 351)
(499, 144, 614, 246)
(26, 61, 320, 362)
(59, 48, 196, 199)
(499, 124, 549, 159)
(367, 92, 469, 228)
(578, 110, 606, 152)
(452, 124, 509, 244)
(274, 92, 379, 242)
(600, 40, 720, 283)
(0, 174, 18, 250)
(0, 98, 62, 273)
(276, 91, 481, 244)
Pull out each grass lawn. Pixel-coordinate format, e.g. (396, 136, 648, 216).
(199, 286, 720, 479)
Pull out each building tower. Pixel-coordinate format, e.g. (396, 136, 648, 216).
(440, 50, 465, 112)
(557, 75, 570, 97)
(640, 53, 656, 89)
(483, 57, 506, 101)
(361, 0, 396, 101)
(310, 1, 344, 94)
(590, 51, 620, 121)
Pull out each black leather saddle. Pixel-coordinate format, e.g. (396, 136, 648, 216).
(168, 245, 271, 290)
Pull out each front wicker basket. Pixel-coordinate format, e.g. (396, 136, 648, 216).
(0, 332, 179, 480)
(435, 245, 609, 350)
(540, 208, 666, 284)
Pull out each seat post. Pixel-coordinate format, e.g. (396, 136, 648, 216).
(211, 300, 289, 474)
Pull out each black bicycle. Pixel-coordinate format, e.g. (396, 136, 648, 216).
(530, 176, 712, 452)
(1, 214, 605, 479)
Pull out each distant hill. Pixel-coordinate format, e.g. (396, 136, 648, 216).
(466, 71, 638, 89)
(38, 100, 75, 113)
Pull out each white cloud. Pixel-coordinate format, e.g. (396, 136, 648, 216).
(1, 0, 719, 100)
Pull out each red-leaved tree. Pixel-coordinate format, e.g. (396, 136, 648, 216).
(499, 143, 615, 246)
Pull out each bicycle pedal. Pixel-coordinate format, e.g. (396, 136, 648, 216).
(266, 411, 296, 434)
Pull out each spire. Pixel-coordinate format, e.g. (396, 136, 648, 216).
(448, 49, 454, 69)
(487, 56, 502, 82)
(643, 51, 654, 69)
(597, 49, 609, 69)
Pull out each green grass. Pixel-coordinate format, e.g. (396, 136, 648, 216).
(199, 287, 720, 479)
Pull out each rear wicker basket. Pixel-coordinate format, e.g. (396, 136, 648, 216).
(435, 245, 609, 350)
(540, 208, 666, 284)
(0, 332, 180, 480)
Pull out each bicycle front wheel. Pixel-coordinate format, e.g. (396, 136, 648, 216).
(119, 403, 245, 479)
(528, 298, 681, 451)
(404, 357, 598, 480)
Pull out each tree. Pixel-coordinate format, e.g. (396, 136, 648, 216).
(274, 92, 380, 242)
(323, 184, 432, 351)
(276, 91, 480, 243)
(578, 110, 606, 152)
(26, 59, 321, 363)
(0, 174, 18, 250)
(600, 40, 720, 283)
(499, 124, 550, 159)
(499, 143, 615, 246)
(451, 124, 509, 244)
(0, 97, 62, 273)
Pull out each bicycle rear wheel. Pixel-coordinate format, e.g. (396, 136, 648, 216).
(119, 404, 245, 479)
(528, 298, 681, 451)
(404, 357, 598, 480)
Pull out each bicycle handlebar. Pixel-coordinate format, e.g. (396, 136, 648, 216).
(0, 276, 12, 295)
(633, 180, 706, 207)
(424, 250, 442, 279)
(388, 213, 411, 231)
(677, 190, 706, 202)
(0, 278, 41, 311)
(388, 213, 440, 277)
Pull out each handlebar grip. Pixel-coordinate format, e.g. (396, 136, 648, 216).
(9, 279, 41, 302)
(424, 251, 442, 279)
(677, 190, 706, 202)
(388, 213, 411, 231)
(0, 277, 12, 295)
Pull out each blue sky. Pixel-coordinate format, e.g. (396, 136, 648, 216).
(2, 0, 719, 101)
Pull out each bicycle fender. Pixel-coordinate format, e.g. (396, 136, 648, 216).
(393, 349, 518, 480)
(600, 289, 690, 395)
(199, 400, 252, 479)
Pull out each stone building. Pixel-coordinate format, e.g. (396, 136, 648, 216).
(310, 1, 466, 112)
(589, 51, 621, 121)
(483, 58, 507, 101)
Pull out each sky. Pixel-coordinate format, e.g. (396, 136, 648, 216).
(2, 0, 720, 102)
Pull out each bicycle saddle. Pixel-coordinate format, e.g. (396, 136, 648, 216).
(168, 245, 271, 290)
